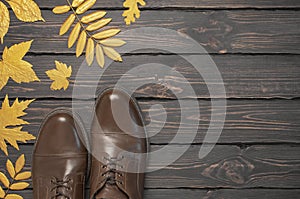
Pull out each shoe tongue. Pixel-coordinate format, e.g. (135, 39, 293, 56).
(95, 184, 128, 199)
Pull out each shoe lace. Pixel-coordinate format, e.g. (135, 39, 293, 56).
(50, 177, 72, 199)
(100, 156, 124, 185)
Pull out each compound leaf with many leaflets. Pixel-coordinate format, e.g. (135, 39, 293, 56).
(53, 1, 126, 68)
(0, 154, 31, 198)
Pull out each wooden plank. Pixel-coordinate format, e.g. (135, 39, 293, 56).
(1, 144, 300, 188)
(35, 0, 300, 9)
(3, 99, 300, 144)
(6, 189, 300, 199)
(3, 10, 300, 54)
(0, 55, 299, 99)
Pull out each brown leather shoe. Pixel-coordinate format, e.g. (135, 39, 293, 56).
(90, 88, 148, 199)
(32, 109, 89, 199)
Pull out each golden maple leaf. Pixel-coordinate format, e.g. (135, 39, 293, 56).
(0, 0, 44, 43)
(0, 40, 40, 90)
(0, 154, 31, 199)
(122, 0, 146, 25)
(0, 95, 36, 156)
(46, 61, 72, 90)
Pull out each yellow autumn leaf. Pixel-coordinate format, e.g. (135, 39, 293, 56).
(7, 0, 44, 22)
(86, 38, 94, 66)
(100, 38, 126, 47)
(93, 29, 120, 40)
(103, 46, 123, 62)
(15, 171, 31, 181)
(76, 31, 87, 57)
(122, 0, 146, 25)
(52, 5, 70, 14)
(5, 194, 23, 199)
(0, 172, 9, 188)
(10, 182, 29, 190)
(0, 186, 4, 198)
(0, 40, 40, 90)
(60, 14, 75, 36)
(96, 44, 104, 68)
(76, 0, 96, 15)
(86, 18, 112, 31)
(68, 22, 81, 48)
(0, 2, 9, 44)
(0, 95, 36, 156)
(6, 159, 15, 178)
(80, 11, 106, 24)
(72, 0, 85, 7)
(15, 154, 25, 173)
(46, 61, 72, 91)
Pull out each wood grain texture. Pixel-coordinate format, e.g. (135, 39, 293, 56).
(5, 189, 300, 199)
(1, 145, 300, 188)
(35, 0, 300, 9)
(8, 99, 300, 144)
(0, 0, 299, 197)
(3, 10, 300, 54)
(0, 55, 299, 99)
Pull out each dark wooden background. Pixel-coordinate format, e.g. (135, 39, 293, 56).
(1, 0, 300, 198)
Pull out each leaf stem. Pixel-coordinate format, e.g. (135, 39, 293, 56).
(65, 0, 100, 45)
(4, 175, 15, 198)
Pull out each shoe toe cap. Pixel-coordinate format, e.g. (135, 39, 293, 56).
(34, 112, 87, 155)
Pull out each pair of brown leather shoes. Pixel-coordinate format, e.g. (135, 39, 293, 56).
(32, 88, 148, 199)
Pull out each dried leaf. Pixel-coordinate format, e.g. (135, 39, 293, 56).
(0, 172, 9, 188)
(7, 0, 44, 22)
(103, 46, 122, 62)
(96, 44, 104, 68)
(0, 95, 35, 155)
(0, 2, 9, 44)
(0, 40, 40, 90)
(76, 0, 96, 15)
(52, 5, 70, 14)
(93, 29, 120, 40)
(10, 182, 29, 190)
(86, 18, 112, 31)
(15, 171, 31, 181)
(60, 14, 75, 36)
(0, 186, 4, 198)
(6, 159, 15, 178)
(68, 22, 81, 48)
(46, 61, 72, 91)
(86, 38, 94, 66)
(5, 194, 23, 199)
(76, 31, 87, 57)
(122, 0, 145, 25)
(72, 0, 85, 7)
(15, 154, 25, 173)
(100, 38, 126, 47)
(81, 11, 106, 24)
